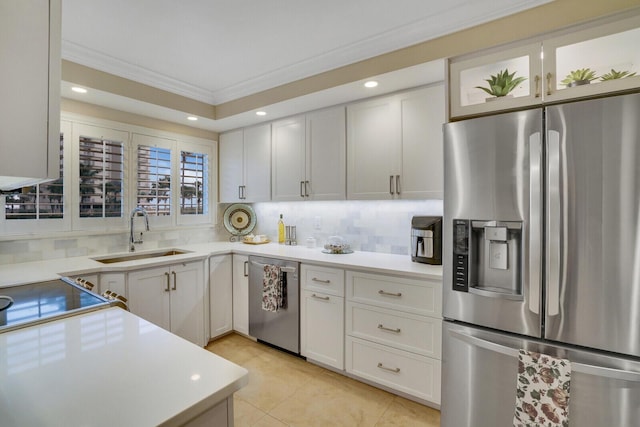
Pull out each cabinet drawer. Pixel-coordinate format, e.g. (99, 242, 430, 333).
(302, 264, 345, 296)
(346, 302, 441, 359)
(346, 336, 441, 404)
(346, 271, 441, 317)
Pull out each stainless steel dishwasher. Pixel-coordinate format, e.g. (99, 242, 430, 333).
(248, 255, 300, 354)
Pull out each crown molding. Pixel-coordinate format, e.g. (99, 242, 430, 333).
(62, 0, 551, 105)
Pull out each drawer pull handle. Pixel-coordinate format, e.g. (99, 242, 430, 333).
(378, 324, 401, 333)
(312, 278, 331, 284)
(312, 294, 330, 301)
(378, 290, 402, 297)
(377, 363, 400, 373)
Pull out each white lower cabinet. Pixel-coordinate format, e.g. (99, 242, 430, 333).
(300, 264, 345, 370)
(128, 260, 205, 347)
(209, 255, 233, 340)
(345, 270, 442, 406)
(346, 336, 441, 404)
(232, 255, 250, 336)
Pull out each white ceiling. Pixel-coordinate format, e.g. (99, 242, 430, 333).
(60, 0, 551, 131)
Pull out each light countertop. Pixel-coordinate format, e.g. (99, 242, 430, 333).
(0, 241, 442, 287)
(0, 307, 248, 427)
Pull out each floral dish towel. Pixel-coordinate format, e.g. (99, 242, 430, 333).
(262, 264, 286, 312)
(514, 349, 571, 427)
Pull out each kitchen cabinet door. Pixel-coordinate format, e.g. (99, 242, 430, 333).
(271, 116, 306, 201)
(398, 85, 445, 200)
(232, 255, 249, 335)
(219, 124, 271, 203)
(209, 255, 233, 339)
(169, 261, 205, 346)
(128, 265, 172, 332)
(0, 0, 61, 189)
(347, 96, 401, 200)
(242, 123, 271, 202)
(300, 290, 345, 370)
(306, 106, 346, 200)
(219, 129, 244, 203)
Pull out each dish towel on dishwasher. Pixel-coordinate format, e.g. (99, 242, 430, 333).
(514, 349, 571, 427)
(262, 264, 286, 312)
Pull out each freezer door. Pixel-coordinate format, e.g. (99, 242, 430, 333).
(442, 322, 640, 427)
(545, 93, 640, 357)
(443, 109, 543, 337)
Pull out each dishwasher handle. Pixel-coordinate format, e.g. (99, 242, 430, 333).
(249, 260, 297, 273)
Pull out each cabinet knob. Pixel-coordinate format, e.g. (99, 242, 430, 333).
(546, 72, 553, 96)
(165, 272, 170, 292)
(534, 75, 541, 98)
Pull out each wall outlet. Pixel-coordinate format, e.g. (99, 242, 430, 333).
(314, 216, 322, 230)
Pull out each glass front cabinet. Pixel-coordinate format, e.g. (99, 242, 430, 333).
(449, 13, 640, 119)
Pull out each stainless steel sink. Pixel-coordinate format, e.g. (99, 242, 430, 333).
(92, 249, 192, 264)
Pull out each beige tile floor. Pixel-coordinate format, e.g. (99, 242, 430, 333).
(206, 333, 441, 427)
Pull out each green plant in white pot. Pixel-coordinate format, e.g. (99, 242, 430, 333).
(475, 69, 527, 99)
(600, 69, 637, 81)
(560, 68, 598, 87)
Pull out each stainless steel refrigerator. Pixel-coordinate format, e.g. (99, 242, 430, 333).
(442, 92, 640, 426)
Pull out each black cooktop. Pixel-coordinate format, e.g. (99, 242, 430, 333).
(0, 277, 109, 331)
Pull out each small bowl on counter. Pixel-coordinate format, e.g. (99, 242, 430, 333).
(322, 236, 353, 254)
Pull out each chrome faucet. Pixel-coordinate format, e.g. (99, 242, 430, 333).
(129, 207, 150, 252)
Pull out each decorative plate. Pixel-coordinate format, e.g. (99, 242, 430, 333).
(223, 204, 256, 236)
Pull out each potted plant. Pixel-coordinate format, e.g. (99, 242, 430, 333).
(600, 69, 637, 81)
(560, 68, 598, 87)
(475, 69, 527, 100)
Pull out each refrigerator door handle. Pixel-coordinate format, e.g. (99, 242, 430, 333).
(528, 133, 542, 314)
(546, 130, 562, 316)
(450, 328, 640, 382)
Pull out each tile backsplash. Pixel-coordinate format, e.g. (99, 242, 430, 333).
(245, 199, 443, 254)
(0, 199, 442, 265)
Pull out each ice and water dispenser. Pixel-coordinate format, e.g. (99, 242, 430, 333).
(452, 219, 523, 299)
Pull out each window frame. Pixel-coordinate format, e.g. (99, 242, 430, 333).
(0, 115, 217, 237)
(130, 133, 176, 228)
(177, 139, 214, 226)
(71, 123, 129, 231)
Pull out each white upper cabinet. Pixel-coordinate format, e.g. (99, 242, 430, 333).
(347, 96, 401, 200)
(219, 123, 271, 203)
(347, 85, 445, 200)
(0, 0, 61, 190)
(399, 86, 445, 200)
(449, 13, 640, 119)
(271, 116, 306, 201)
(306, 107, 347, 201)
(271, 106, 346, 201)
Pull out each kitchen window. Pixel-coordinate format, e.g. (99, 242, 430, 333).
(78, 135, 124, 218)
(136, 145, 172, 216)
(179, 150, 207, 215)
(1, 118, 214, 235)
(132, 134, 213, 227)
(4, 133, 64, 220)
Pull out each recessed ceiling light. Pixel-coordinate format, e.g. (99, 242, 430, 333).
(256, 111, 267, 116)
(71, 87, 87, 94)
(187, 116, 198, 121)
(364, 81, 378, 88)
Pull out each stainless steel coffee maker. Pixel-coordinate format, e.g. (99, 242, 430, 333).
(411, 216, 442, 265)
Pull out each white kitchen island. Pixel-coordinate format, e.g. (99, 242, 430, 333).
(0, 307, 248, 427)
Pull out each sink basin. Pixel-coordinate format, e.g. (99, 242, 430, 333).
(93, 249, 192, 264)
